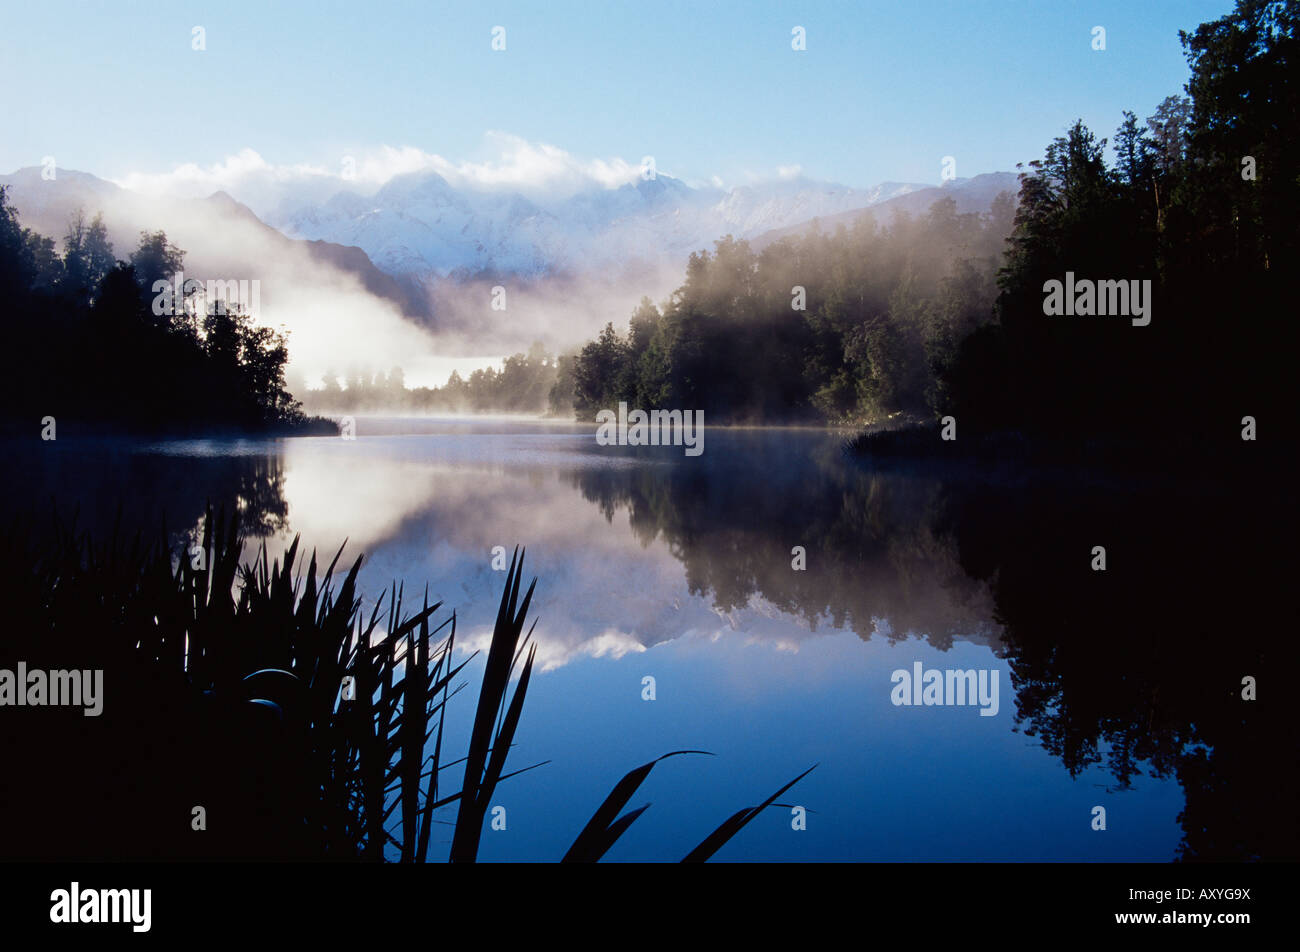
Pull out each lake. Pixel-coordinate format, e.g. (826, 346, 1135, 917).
(8, 416, 1288, 861)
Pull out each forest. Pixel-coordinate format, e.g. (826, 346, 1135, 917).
(555, 0, 1298, 450)
(303, 342, 559, 415)
(0, 194, 332, 435)
(548, 196, 1014, 425)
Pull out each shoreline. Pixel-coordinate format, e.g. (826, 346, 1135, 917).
(0, 415, 340, 441)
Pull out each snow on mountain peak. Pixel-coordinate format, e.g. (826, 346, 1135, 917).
(264, 173, 940, 280)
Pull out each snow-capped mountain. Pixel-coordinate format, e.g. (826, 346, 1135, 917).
(5, 162, 1002, 291)
(265, 173, 931, 280)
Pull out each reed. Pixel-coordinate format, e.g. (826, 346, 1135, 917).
(0, 508, 812, 861)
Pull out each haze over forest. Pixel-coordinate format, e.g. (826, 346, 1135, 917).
(0, 159, 1017, 400)
(1, 0, 1290, 441)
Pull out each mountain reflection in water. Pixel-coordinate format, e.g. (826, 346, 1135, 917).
(6, 418, 1292, 860)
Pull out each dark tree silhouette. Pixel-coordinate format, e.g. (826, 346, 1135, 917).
(0, 188, 332, 436)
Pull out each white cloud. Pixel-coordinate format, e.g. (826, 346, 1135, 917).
(426, 132, 643, 195)
(109, 134, 657, 214)
(457, 624, 646, 674)
(114, 148, 337, 209)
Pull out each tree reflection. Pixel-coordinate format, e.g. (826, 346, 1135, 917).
(5, 441, 290, 546)
(568, 441, 1294, 860)
(569, 436, 997, 649)
(945, 476, 1294, 861)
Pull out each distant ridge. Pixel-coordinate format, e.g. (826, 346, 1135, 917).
(748, 172, 1021, 251)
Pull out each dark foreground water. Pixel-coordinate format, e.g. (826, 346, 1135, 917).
(7, 417, 1292, 861)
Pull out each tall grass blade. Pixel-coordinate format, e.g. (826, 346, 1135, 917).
(681, 763, 818, 863)
(563, 750, 713, 862)
(448, 547, 538, 863)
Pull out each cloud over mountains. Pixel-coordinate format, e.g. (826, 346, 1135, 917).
(2, 137, 1017, 387)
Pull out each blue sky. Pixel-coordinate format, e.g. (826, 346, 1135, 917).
(1, 0, 1232, 190)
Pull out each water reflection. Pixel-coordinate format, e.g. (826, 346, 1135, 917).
(942, 478, 1293, 860)
(14, 436, 289, 540)
(565, 431, 999, 650)
(5, 420, 1292, 860)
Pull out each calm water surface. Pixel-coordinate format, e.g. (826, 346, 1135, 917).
(12, 416, 1286, 861)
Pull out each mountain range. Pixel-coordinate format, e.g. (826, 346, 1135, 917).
(264, 171, 1019, 281)
(0, 164, 1020, 379)
(2, 164, 1018, 298)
